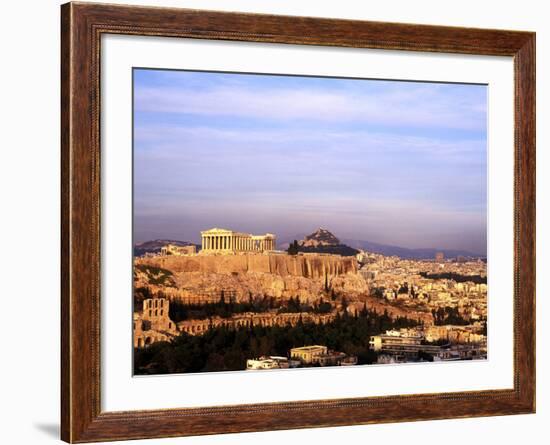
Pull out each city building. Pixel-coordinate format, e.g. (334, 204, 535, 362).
(369, 328, 487, 361)
(370, 329, 445, 358)
(246, 356, 300, 370)
(200, 227, 276, 253)
(290, 345, 328, 364)
(290, 345, 357, 366)
(369, 329, 424, 355)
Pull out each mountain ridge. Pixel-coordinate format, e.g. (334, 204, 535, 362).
(301, 227, 340, 247)
(134, 239, 198, 256)
(343, 238, 483, 260)
(292, 228, 359, 257)
(282, 230, 484, 259)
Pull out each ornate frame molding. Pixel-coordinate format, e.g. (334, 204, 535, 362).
(61, 2, 535, 442)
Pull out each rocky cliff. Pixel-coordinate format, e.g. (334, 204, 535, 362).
(136, 253, 367, 303)
(138, 252, 357, 280)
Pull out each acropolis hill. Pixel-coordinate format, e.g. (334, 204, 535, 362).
(139, 251, 358, 279)
(135, 227, 368, 304)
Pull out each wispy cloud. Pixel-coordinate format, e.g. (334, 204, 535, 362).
(133, 69, 487, 253)
(135, 83, 486, 131)
(135, 124, 486, 161)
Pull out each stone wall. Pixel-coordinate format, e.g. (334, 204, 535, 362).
(177, 311, 336, 336)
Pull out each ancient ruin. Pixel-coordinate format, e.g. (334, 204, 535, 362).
(200, 227, 276, 253)
(133, 298, 178, 348)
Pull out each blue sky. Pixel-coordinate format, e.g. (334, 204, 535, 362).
(133, 68, 487, 254)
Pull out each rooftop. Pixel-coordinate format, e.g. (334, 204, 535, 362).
(291, 345, 327, 352)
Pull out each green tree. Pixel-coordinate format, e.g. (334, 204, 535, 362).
(287, 240, 300, 255)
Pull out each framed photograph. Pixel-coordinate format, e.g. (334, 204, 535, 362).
(61, 2, 535, 442)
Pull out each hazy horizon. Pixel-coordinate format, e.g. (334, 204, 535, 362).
(133, 69, 487, 255)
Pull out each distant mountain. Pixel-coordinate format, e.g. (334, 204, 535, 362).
(343, 238, 483, 260)
(134, 239, 197, 256)
(292, 228, 359, 257)
(301, 228, 340, 247)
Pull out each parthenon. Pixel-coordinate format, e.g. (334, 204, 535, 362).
(201, 228, 276, 253)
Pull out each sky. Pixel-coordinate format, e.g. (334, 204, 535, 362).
(133, 68, 487, 254)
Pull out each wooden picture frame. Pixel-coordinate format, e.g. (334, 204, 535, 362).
(61, 2, 535, 442)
